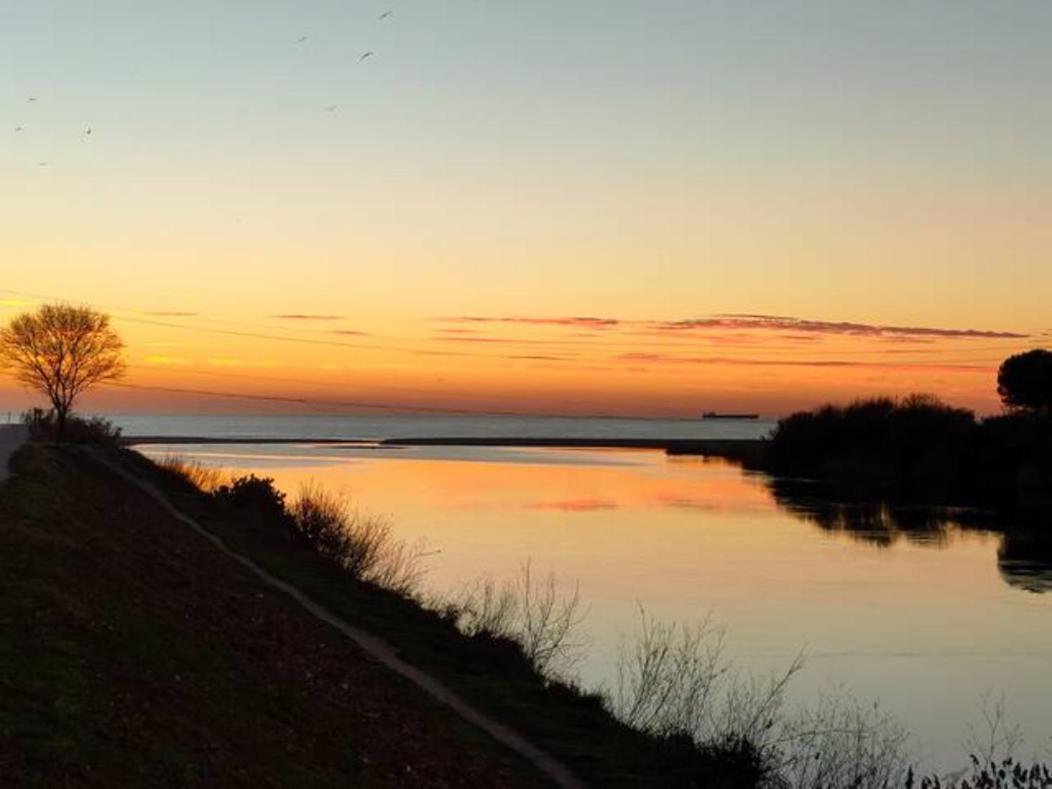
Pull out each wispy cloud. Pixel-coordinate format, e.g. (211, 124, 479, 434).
(616, 352, 991, 371)
(272, 313, 344, 321)
(438, 312, 1025, 341)
(651, 314, 1027, 340)
(143, 355, 194, 366)
(432, 335, 583, 348)
(527, 498, 619, 511)
(329, 329, 370, 337)
(143, 310, 199, 317)
(506, 354, 575, 362)
(439, 315, 621, 329)
(207, 357, 279, 368)
(435, 335, 519, 344)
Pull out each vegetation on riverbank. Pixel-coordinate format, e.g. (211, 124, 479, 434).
(149, 444, 1051, 788)
(763, 351, 1052, 517)
(765, 397, 1052, 516)
(0, 441, 544, 787)
(4, 414, 1051, 787)
(145, 449, 767, 787)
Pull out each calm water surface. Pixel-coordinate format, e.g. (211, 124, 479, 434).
(135, 438, 1052, 771)
(111, 412, 775, 441)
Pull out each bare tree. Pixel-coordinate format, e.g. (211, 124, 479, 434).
(0, 304, 125, 434)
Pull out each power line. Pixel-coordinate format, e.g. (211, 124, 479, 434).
(0, 368, 662, 420)
(105, 381, 624, 418)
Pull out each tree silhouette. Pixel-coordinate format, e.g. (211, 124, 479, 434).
(0, 304, 125, 434)
(997, 349, 1052, 414)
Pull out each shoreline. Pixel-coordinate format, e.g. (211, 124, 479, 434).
(123, 435, 768, 463)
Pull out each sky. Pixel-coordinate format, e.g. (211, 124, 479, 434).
(2, 1, 1050, 417)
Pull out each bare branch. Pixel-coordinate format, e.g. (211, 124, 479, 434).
(0, 304, 125, 431)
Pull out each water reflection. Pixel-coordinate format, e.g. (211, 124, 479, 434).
(767, 476, 1052, 593)
(138, 442, 1052, 769)
(999, 531, 1052, 594)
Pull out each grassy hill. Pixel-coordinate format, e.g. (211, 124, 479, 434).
(0, 443, 547, 787)
(0, 441, 760, 788)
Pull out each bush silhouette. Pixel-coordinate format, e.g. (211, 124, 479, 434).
(766, 394, 976, 493)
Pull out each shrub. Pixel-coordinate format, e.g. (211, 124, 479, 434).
(608, 607, 917, 788)
(911, 758, 1052, 788)
(766, 395, 977, 493)
(23, 409, 123, 445)
(447, 562, 588, 680)
(288, 482, 426, 597)
(213, 474, 295, 536)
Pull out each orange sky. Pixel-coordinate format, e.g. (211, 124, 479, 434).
(3, 4, 1050, 417)
(0, 290, 1040, 417)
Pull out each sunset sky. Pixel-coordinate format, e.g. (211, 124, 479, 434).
(3, 1, 1050, 416)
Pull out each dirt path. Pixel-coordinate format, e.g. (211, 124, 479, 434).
(0, 425, 27, 482)
(94, 449, 585, 789)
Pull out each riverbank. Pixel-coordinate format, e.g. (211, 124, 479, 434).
(123, 435, 769, 466)
(1, 440, 760, 788)
(0, 442, 552, 787)
(0, 424, 27, 482)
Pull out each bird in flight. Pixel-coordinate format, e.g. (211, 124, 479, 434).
(378, 11, 392, 20)
(85, 127, 92, 135)
(37, 162, 48, 167)
(324, 105, 338, 112)
(296, 36, 308, 44)
(359, 51, 374, 62)
(14, 126, 23, 132)
(27, 97, 37, 102)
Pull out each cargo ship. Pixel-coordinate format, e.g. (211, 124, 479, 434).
(701, 411, 760, 420)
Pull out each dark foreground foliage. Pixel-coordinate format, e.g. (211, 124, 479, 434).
(765, 396, 1052, 516)
(23, 408, 122, 445)
(5, 442, 1049, 787)
(910, 757, 1052, 788)
(998, 349, 1052, 414)
(0, 443, 540, 788)
(149, 459, 766, 788)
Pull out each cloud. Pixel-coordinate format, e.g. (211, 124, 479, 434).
(272, 314, 344, 321)
(652, 314, 1027, 340)
(207, 357, 279, 369)
(435, 336, 519, 344)
(143, 355, 193, 366)
(439, 312, 1026, 341)
(432, 335, 581, 347)
(506, 354, 575, 362)
(615, 352, 991, 371)
(329, 329, 370, 337)
(439, 315, 621, 329)
(527, 498, 619, 511)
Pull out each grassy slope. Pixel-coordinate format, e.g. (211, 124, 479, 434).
(0, 444, 547, 788)
(119, 448, 754, 789)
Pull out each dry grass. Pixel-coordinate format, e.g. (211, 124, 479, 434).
(289, 482, 427, 597)
(609, 606, 918, 788)
(447, 562, 588, 680)
(158, 454, 229, 493)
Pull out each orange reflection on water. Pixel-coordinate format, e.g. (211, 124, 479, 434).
(141, 443, 1052, 769)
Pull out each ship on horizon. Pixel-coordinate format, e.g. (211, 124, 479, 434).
(701, 411, 760, 420)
